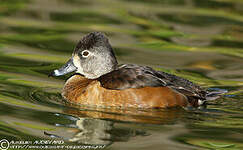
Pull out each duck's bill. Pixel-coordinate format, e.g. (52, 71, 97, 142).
(49, 58, 77, 77)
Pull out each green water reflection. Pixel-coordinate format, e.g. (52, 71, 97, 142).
(0, 0, 243, 149)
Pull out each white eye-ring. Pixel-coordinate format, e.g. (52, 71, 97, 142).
(81, 50, 90, 58)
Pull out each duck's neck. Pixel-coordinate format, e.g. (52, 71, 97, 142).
(84, 60, 118, 79)
(85, 65, 117, 79)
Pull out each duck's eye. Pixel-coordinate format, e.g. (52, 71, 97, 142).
(81, 50, 90, 58)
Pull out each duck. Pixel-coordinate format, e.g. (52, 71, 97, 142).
(49, 32, 221, 109)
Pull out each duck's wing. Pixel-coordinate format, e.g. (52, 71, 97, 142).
(98, 64, 221, 107)
(98, 64, 167, 90)
(154, 71, 206, 99)
(99, 64, 206, 99)
(154, 70, 208, 106)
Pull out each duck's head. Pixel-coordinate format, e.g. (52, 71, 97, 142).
(49, 32, 118, 79)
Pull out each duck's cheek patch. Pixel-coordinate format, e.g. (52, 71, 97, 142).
(73, 55, 84, 74)
(73, 55, 81, 68)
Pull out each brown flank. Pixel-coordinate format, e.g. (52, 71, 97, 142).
(62, 75, 189, 108)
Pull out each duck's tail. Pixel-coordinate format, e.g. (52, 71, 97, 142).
(198, 88, 228, 105)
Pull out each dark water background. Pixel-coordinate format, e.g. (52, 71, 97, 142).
(0, 0, 243, 149)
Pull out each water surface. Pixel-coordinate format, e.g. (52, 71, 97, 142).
(0, 0, 243, 150)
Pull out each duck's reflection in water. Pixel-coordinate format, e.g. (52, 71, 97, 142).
(64, 103, 186, 124)
(67, 118, 113, 145)
(46, 104, 186, 146)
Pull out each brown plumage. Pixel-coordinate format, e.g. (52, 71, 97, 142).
(62, 75, 188, 108)
(50, 32, 223, 109)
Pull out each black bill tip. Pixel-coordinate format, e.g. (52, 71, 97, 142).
(48, 71, 55, 77)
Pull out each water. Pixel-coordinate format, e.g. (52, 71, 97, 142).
(0, 0, 243, 149)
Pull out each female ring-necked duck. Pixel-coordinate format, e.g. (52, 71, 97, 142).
(49, 32, 221, 108)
